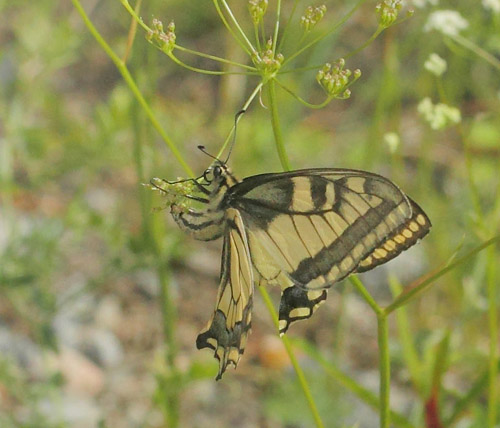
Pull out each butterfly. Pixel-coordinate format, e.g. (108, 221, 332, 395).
(152, 159, 431, 380)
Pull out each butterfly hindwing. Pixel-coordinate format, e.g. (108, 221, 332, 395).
(356, 198, 431, 272)
(248, 230, 328, 335)
(196, 208, 253, 380)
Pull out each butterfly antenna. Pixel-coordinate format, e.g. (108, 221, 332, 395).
(197, 145, 220, 162)
(225, 109, 246, 163)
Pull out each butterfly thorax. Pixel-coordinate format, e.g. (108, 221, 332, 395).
(170, 162, 241, 241)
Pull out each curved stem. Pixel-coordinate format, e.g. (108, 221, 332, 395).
(174, 45, 257, 71)
(274, 79, 333, 109)
(119, 0, 150, 32)
(259, 287, 325, 428)
(266, 79, 291, 171)
(450, 33, 500, 71)
(343, 26, 384, 61)
(72, 0, 194, 177)
(167, 51, 258, 75)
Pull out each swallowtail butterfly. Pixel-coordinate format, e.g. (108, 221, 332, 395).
(152, 160, 431, 379)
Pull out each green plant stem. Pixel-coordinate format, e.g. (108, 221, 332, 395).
(253, 22, 261, 51)
(349, 274, 391, 428)
(266, 79, 291, 170)
(385, 236, 500, 314)
(349, 275, 383, 316)
(272, 0, 282, 53)
(343, 26, 384, 61)
(274, 78, 333, 109)
(459, 124, 484, 222)
(166, 51, 258, 75)
(260, 19, 266, 46)
(430, 332, 450, 394)
(220, 0, 257, 56)
(277, 0, 300, 52)
(450, 34, 500, 72)
(213, 0, 253, 56)
(71, 0, 194, 177)
(119, 0, 150, 32)
(389, 276, 423, 396)
(122, 0, 141, 63)
(486, 245, 498, 427)
(258, 287, 325, 428)
(175, 45, 257, 71)
(378, 313, 391, 428)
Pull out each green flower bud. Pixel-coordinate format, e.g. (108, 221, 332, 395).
(375, 0, 402, 28)
(147, 19, 176, 54)
(301, 5, 327, 32)
(253, 39, 284, 76)
(248, 0, 268, 24)
(316, 59, 360, 99)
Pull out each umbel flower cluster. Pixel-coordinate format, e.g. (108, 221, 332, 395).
(135, 0, 409, 114)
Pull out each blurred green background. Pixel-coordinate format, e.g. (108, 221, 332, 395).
(0, 1, 499, 427)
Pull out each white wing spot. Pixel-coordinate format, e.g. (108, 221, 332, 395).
(289, 307, 311, 319)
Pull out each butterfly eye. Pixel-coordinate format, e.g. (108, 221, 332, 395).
(213, 166, 222, 178)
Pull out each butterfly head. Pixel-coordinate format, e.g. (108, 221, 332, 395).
(202, 161, 239, 189)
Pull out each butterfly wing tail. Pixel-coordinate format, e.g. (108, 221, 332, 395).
(196, 210, 254, 380)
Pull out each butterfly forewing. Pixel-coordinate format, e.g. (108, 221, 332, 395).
(229, 169, 427, 291)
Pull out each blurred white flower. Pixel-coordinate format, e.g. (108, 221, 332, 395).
(418, 97, 461, 130)
(424, 53, 447, 76)
(412, 0, 438, 8)
(424, 10, 469, 36)
(482, 0, 500, 13)
(383, 132, 400, 153)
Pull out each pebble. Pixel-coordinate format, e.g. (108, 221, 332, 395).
(55, 346, 105, 395)
(0, 326, 43, 378)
